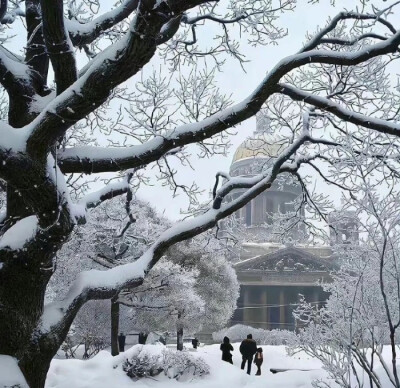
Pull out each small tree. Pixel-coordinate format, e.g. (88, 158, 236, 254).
(121, 240, 240, 350)
(292, 185, 400, 388)
(123, 259, 205, 350)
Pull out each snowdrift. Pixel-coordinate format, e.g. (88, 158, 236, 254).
(44, 343, 333, 388)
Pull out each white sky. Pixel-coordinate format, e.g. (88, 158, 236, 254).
(135, 0, 391, 220)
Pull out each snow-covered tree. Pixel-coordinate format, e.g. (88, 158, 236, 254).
(0, 1, 399, 386)
(123, 259, 205, 350)
(121, 236, 239, 350)
(47, 194, 170, 354)
(292, 181, 400, 388)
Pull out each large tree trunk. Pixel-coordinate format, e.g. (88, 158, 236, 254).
(111, 297, 120, 356)
(177, 327, 183, 351)
(0, 250, 56, 388)
(0, 204, 73, 388)
(19, 352, 54, 388)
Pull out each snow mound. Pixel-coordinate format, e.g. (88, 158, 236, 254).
(0, 215, 38, 250)
(0, 355, 29, 388)
(45, 343, 334, 388)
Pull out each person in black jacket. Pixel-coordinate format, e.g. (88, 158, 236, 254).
(239, 334, 257, 375)
(192, 338, 199, 349)
(220, 336, 234, 364)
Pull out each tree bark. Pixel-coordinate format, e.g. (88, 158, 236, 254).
(111, 297, 120, 356)
(177, 327, 183, 351)
(0, 249, 56, 388)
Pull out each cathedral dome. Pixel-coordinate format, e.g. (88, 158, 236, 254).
(232, 135, 286, 165)
(231, 112, 288, 166)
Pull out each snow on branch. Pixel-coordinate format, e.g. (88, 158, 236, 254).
(300, 10, 397, 53)
(0, 215, 38, 251)
(39, 132, 312, 336)
(66, 0, 139, 47)
(80, 178, 130, 210)
(58, 26, 400, 175)
(0, 45, 32, 92)
(0, 122, 29, 152)
(25, 0, 205, 159)
(279, 83, 400, 137)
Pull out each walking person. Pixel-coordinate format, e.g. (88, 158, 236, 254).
(220, 336, 234, 364)
(254, 347, 263, 375)
(239, 334, 257, 375)
(192, 337, 199, 349)
(118, 332, 126, 352)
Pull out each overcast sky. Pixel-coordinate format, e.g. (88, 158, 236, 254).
(3, 0, 392, 222)
(135, 0, 391, 220)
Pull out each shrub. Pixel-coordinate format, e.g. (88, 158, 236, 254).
(162, 349, 210, 381)
(122, 353, 163, 380)
(123, 346, 209, 381)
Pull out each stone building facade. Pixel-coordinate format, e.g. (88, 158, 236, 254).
(228, 114, 355, 331)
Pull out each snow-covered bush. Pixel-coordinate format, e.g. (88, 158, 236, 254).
(213, 324, 296, 345)
(122, 353, 163, 380)
(162, 349, 210, 381)
(122, 347, 209, 381)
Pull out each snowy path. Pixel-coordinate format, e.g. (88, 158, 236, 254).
(45, 344, 335, 388)
(196, 344, 332, 388)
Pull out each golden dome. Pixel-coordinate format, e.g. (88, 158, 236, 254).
(232, 135, 286, 164)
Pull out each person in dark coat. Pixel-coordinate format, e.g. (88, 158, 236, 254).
(192, 338, 199, 349)
(118, 332, 126, 352)
(138, 332, 148, 345)
(239, 334, 257, 375)
(254, 347, 263, 375)
(159, 335, 166, 345)
(220, 336, 234, 364)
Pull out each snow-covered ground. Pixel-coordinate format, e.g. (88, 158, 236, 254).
(45, 343, 335, 388)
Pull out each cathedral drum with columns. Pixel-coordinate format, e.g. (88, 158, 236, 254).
(227, 113, 358, 331)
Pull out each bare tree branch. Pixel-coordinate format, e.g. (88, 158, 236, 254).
(279, 83, 400, 137)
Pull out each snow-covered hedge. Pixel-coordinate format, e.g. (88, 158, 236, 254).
(122, 346, 209, 381)
(213, 324, 296, 345)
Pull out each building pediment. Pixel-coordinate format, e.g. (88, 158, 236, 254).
(234, 246, 337, 272)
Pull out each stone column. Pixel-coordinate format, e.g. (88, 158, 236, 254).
(279, 288, 285, 329)
(261, 287, 267, 330)
(243, 286, 250, 324)
(313, 287, 320, 309)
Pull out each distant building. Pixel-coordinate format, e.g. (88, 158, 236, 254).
(228, 113, 357, 331)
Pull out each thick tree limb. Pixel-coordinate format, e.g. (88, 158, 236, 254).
(41, 0, 77, 95)
(0, 0, 7, 22)
(25, 0, 49, 93)
(80, 178, 130, 210)
(58, 28, 400, 174)
(0, 47, 40, 127)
